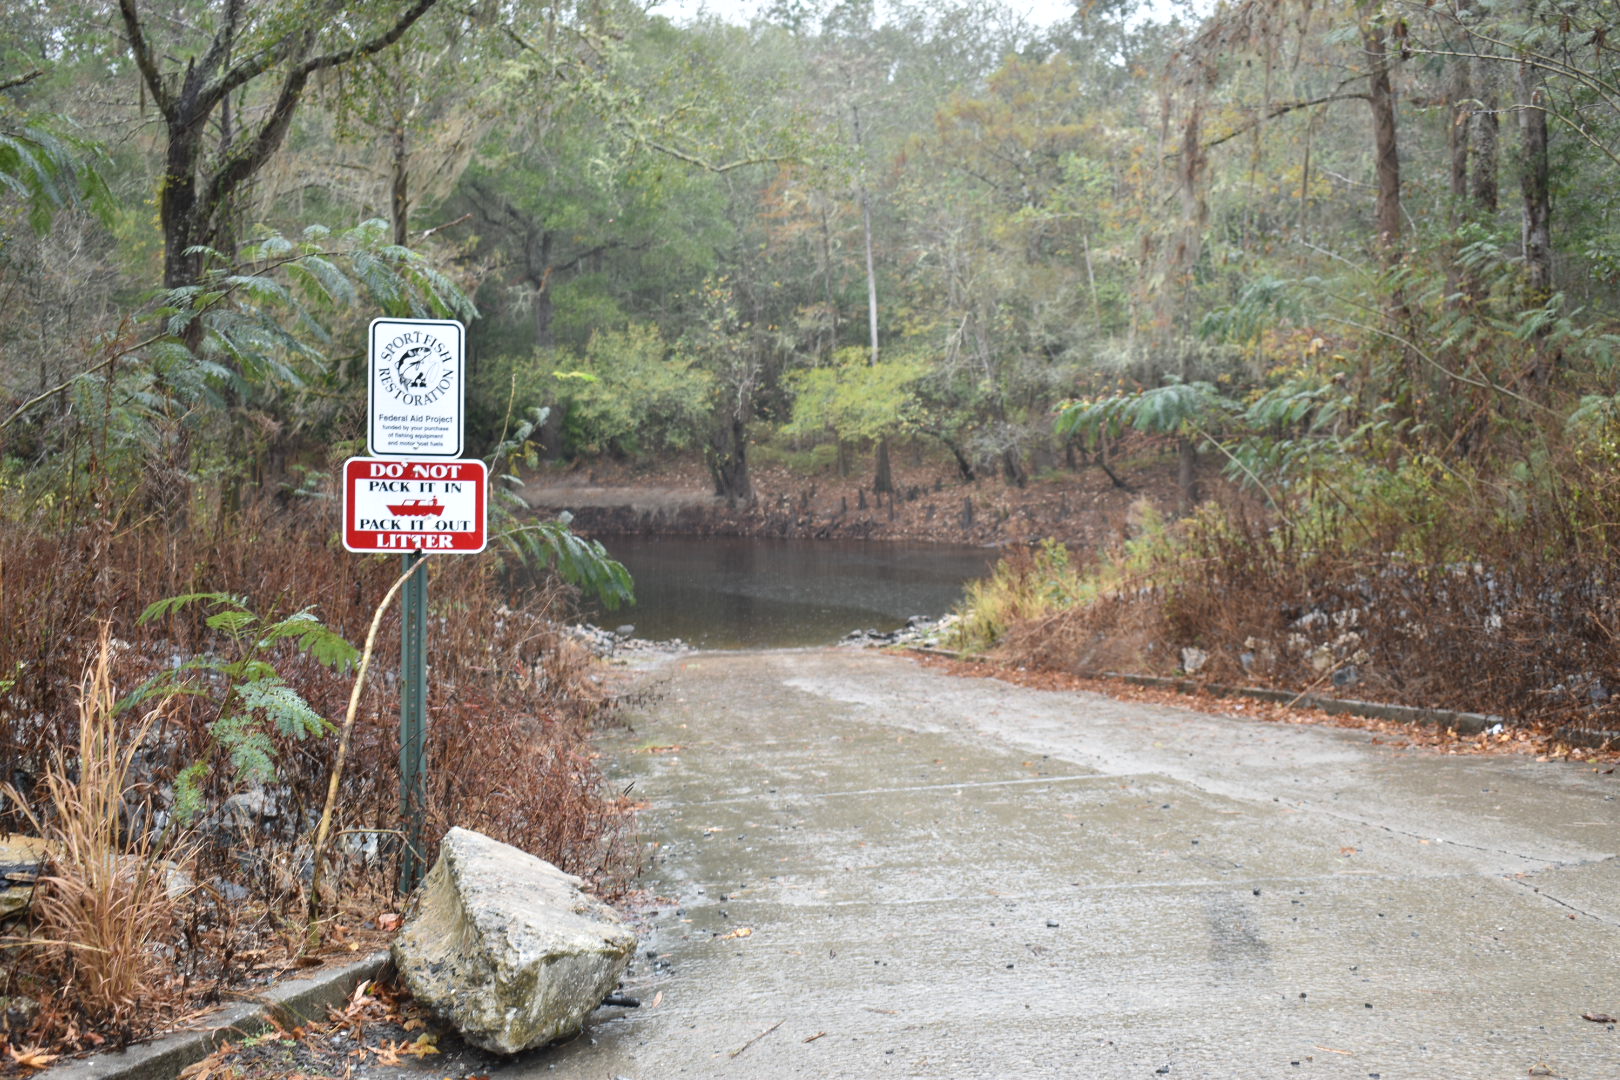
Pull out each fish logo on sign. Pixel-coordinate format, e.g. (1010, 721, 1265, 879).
(396, 345, 435, 389)
(376, 335, 454, 405)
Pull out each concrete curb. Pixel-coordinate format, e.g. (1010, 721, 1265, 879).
(901, 646, 1620, 751)
(1103, 672, 1500, 734)
(1102, 672, 1620, 750)
(47, 952, 391, 1080)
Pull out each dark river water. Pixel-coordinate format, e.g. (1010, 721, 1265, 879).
(582, 536, 997, 649)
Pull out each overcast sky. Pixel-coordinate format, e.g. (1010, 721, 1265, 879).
(645, 0, 1200, 34)
(646, 0, 1085, 31)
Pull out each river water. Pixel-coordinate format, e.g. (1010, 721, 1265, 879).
(582, 535, 996, 649)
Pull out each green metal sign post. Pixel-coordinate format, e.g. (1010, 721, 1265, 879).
(399, 549, 429, 892)
(343, 456, 488, 894)
(348, 315, 476, 896)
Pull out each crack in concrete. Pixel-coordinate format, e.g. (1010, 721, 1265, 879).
(664, 871, 1525, 912)
(669, 772, 1118, 808)
(1261, 800, 1584, 869)
(1508, 854, 1620, 928)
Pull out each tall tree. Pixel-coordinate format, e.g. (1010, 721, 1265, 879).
(116, 0, 442, 292)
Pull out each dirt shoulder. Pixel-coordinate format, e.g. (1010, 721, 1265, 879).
(518, 450, 1191, 549)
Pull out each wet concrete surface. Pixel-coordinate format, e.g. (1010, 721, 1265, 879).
(401, 649, 1620, 1079)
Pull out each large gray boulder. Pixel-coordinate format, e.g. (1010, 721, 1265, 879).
(391, 827, 636, 1054)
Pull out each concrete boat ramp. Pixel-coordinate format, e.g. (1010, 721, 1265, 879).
(415, 648, 1620, 1079)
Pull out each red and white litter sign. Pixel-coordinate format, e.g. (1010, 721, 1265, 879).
(342, 457, 487, 553)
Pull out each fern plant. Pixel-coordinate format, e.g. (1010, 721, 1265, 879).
(485, 405, 635, 611)
(0, 103, 111, 239)
(124, 592, 360, 823)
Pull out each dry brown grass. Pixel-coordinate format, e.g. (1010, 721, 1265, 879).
(3, 631, 193, 1044)
(0, 495, 636, 1055)
(1001, 493, 1620, 737)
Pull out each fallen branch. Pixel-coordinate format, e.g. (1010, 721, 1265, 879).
(728, 1019, 783, 1059)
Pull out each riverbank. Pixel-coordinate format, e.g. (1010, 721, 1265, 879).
(518, 450, 1195, 550)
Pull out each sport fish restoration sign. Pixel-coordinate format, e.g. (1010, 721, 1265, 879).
(368, 318, 465, 457)
(342, 457, 488, 553)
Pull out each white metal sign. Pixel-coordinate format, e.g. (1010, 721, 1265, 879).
(368, 317, 465, 458)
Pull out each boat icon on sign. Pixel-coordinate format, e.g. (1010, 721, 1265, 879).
(387, 497, 443, 517)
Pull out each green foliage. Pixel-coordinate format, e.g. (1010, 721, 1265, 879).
(127, 593, 359, 819)
(498, 515, 637, 611)
(0, 106, 110, 240)
(784, 347, 928, 444)
(1056, 381, 1232, 444)
(156, 220, 476, 398)
(484, 406, 636, 611)
(952, 540, 1084, 652)
(556, 323, 716, 455)
(2, 218, 479, 520)
(1197, 277, 1305, 346)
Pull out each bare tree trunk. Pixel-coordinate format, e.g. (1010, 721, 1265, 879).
(1448, 62, 1470, 208)
(873, 438, 893, 496)
(1470, 68, 1499, 214)
(1517, 62, 1552, 303)
(1463, 54, 1499, 318)
(391, 123, 410, 246)
(1445, 52, 1471, 306)
(1177, 436, 1199, 513)
(1518, 59, 1553, 384)
(120, 0, 442, 293)
(849, 103, 890, 495)
(1081, 232, 1100, 323)
(709, 414, 752, 509)
(926, 431, 976, 483)
(1001, 448, 1027, 488)
(1363, 22, 1403, 256)
(851, 104, 880, 365)
(860, 190, 879, 363)
(526, 230, 554, 349)
(1360, 19, 1422, 396)
(818, 204, 839, 355)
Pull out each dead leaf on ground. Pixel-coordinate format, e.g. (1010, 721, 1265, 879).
(717, 926, 753, 940)
(397, 1034, 439, 1057)
(6, 1045, 61, 1070)
(1581, 1012, 1617, 1023)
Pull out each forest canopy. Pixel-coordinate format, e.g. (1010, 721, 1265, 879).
(0, 0, 1616, 528)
